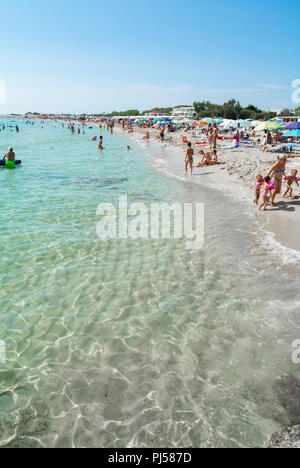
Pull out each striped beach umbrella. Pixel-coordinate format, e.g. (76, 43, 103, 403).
(254, 121, 285, 132)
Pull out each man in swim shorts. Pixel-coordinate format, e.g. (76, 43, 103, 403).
(3, 147, 15, 162)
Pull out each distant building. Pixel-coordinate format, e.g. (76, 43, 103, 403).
(280, 116, 300, 123)
(144, 112, 167, 117)
(172, 107, 196, 119)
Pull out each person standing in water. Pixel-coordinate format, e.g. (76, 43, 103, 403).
(98, 136, 105, 150)
(185, 142, 194, 175)
(160, 125, 166, 143)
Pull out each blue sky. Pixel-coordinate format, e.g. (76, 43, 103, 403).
(0, 0, 299, 113)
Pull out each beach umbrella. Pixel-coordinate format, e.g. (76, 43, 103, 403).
(250, 120, 262, 128)
(285, 122, 300, 130)
(237, 119, 252, 128)
(254, 121, 285, 132)
(220, 119, 239, 129)
(284, 130, 300, 137)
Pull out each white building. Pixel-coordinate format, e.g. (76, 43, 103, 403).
(280, 115, 300, 123)
(172, 107, 196, 119)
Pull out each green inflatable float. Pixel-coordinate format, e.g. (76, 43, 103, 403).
(5, 161, 16, 169)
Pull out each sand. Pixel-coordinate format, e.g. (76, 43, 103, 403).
(112, 123, 300, 253)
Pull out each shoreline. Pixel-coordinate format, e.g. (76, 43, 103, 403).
(112, 122, 300, 253)
(3, 115, 300, 252)
(1, 117, 299, 448)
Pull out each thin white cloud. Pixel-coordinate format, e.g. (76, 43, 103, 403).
(257, 84, 290, 90)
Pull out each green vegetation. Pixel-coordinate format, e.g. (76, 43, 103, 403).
(193, 99, 276, 120)
(110, 109, 140, 117)
(294, 107, 300, 115)
(141, 107, 173, 115)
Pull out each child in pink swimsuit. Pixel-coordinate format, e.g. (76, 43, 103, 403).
(253, 174, 265, 205)
(259, 176, 275, 211)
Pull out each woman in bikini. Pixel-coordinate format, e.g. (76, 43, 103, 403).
(185, 142, 194, 175)
(196, 150, 217, 168)
(266, 156, 287, 205)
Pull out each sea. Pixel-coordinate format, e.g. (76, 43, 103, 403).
(0, 118, 299, 448)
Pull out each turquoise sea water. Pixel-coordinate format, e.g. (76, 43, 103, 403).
(0, 119, 299, 448)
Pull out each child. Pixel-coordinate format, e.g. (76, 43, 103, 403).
(253, 174, 265, 205)
(185, 142, 194, 175)
(283, 170, 300, 199)
(259, 176, 275, 211)
(98, 136, 105, 151)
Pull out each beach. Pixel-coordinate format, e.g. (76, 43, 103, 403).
(0, 117, 300, 448)
(113, 122, 300, 252)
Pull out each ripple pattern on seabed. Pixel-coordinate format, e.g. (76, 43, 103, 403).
(0, 119, 299, 448)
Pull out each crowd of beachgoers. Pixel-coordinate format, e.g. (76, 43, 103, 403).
(89, 116, 300, 212)
(2, 115, 300, 212)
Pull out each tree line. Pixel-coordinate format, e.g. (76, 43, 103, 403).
(193, 100, 278, 120)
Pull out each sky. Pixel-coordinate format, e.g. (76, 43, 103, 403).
(0, 0, 299, 114)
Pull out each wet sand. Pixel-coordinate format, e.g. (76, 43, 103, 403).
(113, 123, 300, 253)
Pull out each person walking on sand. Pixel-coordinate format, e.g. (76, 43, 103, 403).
(185, 142, 194, 175)
(283, 170, 300, 199)
(266, 156, 287, 205)
(212, 124, 218, 150)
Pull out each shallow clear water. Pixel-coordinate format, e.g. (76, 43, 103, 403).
(0, 119, 299, 448)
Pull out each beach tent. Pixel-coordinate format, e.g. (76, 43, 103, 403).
(285, 122, 300, 130)
(254, 121, 285, 132)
